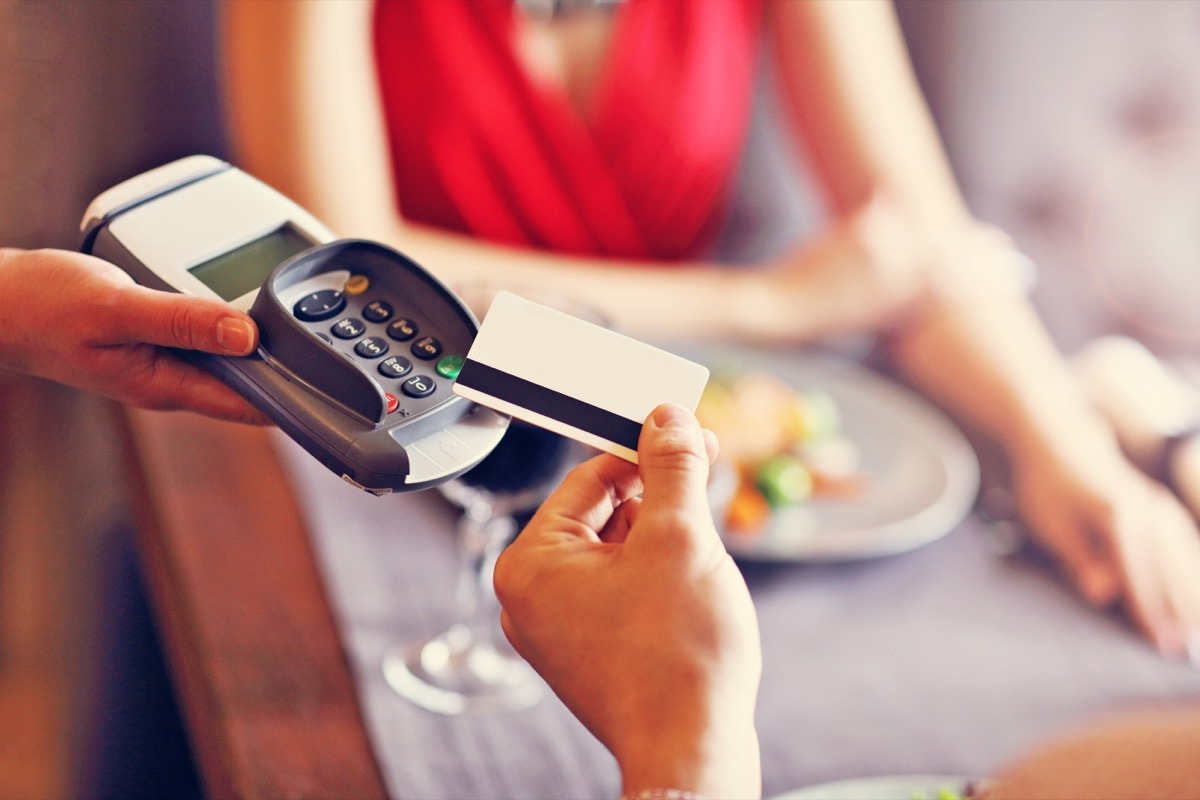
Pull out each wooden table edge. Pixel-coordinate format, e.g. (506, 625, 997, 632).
(115, 406, 389, 800)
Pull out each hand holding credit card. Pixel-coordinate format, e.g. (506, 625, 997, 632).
(452, 292, 710, 463)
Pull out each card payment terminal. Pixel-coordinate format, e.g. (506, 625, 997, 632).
(79, 155, 509, 494)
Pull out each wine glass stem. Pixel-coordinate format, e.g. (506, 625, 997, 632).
(455, 503, 517, 647)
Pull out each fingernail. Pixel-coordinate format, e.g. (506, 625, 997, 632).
(651, 403, 694, 429)
(1188, 630, 1200, 668)
(216, 317, 254, 355)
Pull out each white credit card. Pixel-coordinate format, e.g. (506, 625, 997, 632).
(452, 291, 709, 463)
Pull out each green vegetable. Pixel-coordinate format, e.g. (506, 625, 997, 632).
(755, 455, 813, 507)
(913, 787, 965, 800)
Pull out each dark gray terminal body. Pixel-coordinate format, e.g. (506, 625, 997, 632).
(80, 156, 507, 494)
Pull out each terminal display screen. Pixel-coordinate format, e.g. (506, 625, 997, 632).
(188, 225, 313, 301)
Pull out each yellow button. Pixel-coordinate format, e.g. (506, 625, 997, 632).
(344, 274, 370, 295)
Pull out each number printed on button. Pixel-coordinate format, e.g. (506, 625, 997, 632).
(363, 300, 393, 323)
(355, 336, 389, 359)
(332, 317, 366, 339)
(378, 355, 413, 378)
(402, 374, 436, 398)
(411, 336, 442, 360)
(387, 318, 418, 341)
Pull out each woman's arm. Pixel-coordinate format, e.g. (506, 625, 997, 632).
(767, 0, 1089, 451)
(768, 0, 968, 226)
(219, 0, 940, 342)
(769, 0, 1200, 653)
(220, 0, 736, 337)
(221, 0, 398, 240)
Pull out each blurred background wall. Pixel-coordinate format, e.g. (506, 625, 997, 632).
(0, 1, 1197, 797)
(0, 0, 228, 249)
(0, 2, 224, 797)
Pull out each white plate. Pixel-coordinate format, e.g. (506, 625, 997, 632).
(712, 354, 980, 562)
(772, 774, 980, 800)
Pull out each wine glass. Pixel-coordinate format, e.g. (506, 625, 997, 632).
(382, 289, 598, 714)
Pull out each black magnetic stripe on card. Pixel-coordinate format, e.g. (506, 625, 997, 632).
(456, 358, 642, 451)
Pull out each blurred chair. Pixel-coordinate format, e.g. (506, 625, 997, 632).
(900, 0, 1200, 359)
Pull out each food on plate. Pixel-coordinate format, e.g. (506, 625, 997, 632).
(756, 454, 814, 507)
(913, 779, 986, 800)
(912, 788, 968, 800)
(695, 370, 864, 536)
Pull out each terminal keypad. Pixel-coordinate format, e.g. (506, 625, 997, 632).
(291, 274, 467, 420)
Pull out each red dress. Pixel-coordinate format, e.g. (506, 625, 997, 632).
(373, 0, 762, 261)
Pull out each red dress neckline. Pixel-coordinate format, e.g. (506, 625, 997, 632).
(373, 0, 762, 261)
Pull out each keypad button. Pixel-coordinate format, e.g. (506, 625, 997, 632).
(354, 336, 389, 359)
(363, 300, 394, 323)
(411, 336, 442, 360)
(401, 374, 437, 398)
(386, 318, 418, 341)
(385, 392, 399, 414)
(378, 356, 413, 379)
(436, 354, 464, 379)
(331, 317, 366, 339)
(344, 274, 370, 296)
(316, 333, 332, 344)
(294, 289, 345, 322)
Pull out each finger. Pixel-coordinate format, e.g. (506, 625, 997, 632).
(188, 386, 273, 425)
(99, 285, 258, 356)
(1158, 520, 1200, 663)
(1114, 529, 1175, 654)
(1035, 512, 1121, 608)
(524, 452, 642, 542)
(1072, 539, 1123, 609)
(702, 428, 720, 465)
(498, 609, 529, 660)
(631, 404, 720, 555)
(1107, 493, 1183, 654)
(1127, 497, 1200, 657)
(598, 496, 641, 544)
(123, 356, 271, 425)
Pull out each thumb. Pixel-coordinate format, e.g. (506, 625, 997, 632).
(104, 286, 258, 356)
(632, 404, 719, 555)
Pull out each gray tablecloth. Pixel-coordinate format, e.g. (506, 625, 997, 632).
(273, 416, 1200, 800)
